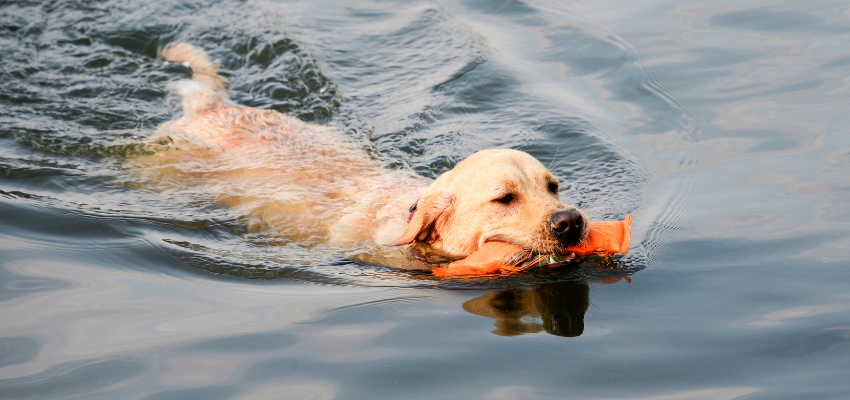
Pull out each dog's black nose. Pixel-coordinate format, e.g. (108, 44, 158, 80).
(550, 209, 584, 242)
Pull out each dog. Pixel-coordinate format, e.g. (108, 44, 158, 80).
(135, 43, 588, 269)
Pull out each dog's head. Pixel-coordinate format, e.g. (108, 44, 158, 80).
(388, 149, 588, 258)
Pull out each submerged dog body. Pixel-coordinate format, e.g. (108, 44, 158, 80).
(135, 43, 588, 268)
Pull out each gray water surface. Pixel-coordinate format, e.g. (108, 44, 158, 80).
(2, 0, 850, 399)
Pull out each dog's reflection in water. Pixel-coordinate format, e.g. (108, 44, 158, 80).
(462, 281, 589, 337)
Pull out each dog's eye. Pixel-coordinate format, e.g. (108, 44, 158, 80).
(494, 193, 515, 204)
(548, 182, 559, 194)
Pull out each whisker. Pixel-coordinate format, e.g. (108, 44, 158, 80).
(579, 229, 597, 246)
(550, 157, 567, 171)
(548, 144, 561, 169)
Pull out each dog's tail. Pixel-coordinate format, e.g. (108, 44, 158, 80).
(161, 43, 230, 114)
(162, 43, 228, 90)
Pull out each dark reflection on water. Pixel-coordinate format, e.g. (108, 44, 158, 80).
(761, 327, 850, 357)
(710, 8, 850, 34)
(0, 271, 69, 303)
(0, 337, 40, 369)
(463, 281, 589, 337)
(140, 387, 241, 400)
(175, 332, 299, 353)
(0, 357, 149, 399)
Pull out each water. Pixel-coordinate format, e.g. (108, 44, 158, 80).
(2, 0, 849, 398)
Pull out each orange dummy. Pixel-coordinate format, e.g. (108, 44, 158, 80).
(432, 215, 631, 277)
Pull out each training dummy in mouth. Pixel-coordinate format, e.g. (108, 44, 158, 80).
(432, 215, 631, 277)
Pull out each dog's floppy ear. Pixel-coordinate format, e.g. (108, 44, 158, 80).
(386, 192, 455, 246)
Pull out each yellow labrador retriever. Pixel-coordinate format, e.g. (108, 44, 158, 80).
(135, 43, 588, 269)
